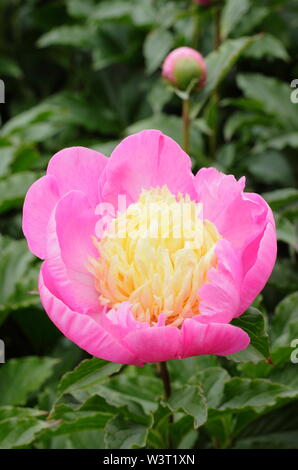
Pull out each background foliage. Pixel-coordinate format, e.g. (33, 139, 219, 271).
(0, 0, 298, 449)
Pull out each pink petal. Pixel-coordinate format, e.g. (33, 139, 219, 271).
(124, 325, 183, 363)
(182, 319, 250, 357)
(46, 190, 100, 314)
(47, 146, 107, 208)
(198, 239, 243, 323)
(100, 130, 197, 207)
(39, 263, 140, 365)
(239, 222, 277, 314)
(101, 303, 182, 363)
(22, 146, 107, 259)
(195, 167, 267, 254)
(22, 175, 60, 259)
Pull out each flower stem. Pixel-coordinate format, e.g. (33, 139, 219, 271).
(182, 97, 190, 154)
(209, 4, 222, 159)
(159, 361, 171, 399)
(214, 4, 222, 50)
(159, 361, 173, 448)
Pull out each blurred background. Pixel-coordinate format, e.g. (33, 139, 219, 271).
(0, 0, 298, 450)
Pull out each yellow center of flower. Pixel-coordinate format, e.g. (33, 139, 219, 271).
(90, 186, 221, 327)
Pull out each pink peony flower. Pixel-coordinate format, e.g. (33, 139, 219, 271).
(162, 47, 207, 91)
(22, 130, 276, 366)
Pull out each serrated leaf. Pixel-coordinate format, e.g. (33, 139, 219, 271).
(0, 407, 46, 421)
(104, 412, 153, 449)
(0, 417, 50, 449)
(57, 358, 122, 399)
(216, 378, 298, 415)
(167, 384, 207, 429)
(189, 367, 230, 409)
(70, 375, 163, 415)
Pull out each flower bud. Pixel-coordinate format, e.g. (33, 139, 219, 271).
(193, 0, 212, 5)
(162, 47, 207, 92)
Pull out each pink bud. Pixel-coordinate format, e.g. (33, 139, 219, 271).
(162, 47, 207, 92)
(193, 0, 211, 5)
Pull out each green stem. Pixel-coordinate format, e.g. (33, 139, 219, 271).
(159, 361, 171, 399)
(159, 361, 173, 448)
(209, 5, 222, 159)
(182, 98, 190, 154)
(192, 12, 201, 49)
(214, 4, 222, 50)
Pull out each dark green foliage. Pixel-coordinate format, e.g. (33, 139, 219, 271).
(0, 0, 297, 449)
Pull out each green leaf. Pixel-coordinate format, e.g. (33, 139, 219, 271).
(224, 111, 270, 140)
(275, 216, 298, 252)
(0, 236, 38, 324)
(92, 27, 139, 70)
(47, 429, 105, 449)
(171, 414, 198, 450)
(234, 402, 298, 449)
(191, 36, 258, 118)
(244, 34, 289, 61)
(42, 410, 113, 439)
(258, 133, 298, 152)
(221, 0, 250, 39)
(0, 146, 15, 177)
(271, 292, 298, 351)
(0, 406, 46, 421)
(104, 411, 153, 449)
(57, 358, 122, 399)
(144, 29, 173, 74)
(263, 188, 298, 211)
(0, 171, 37, 213)
(237, 74, 298, 129)
(189, 367, 230, 409)
(227, 308, 271, 363)
(38, 25, 93, 48)
(247, 151, 294, 186)
(168, 356, 220, 385)
(147, 78, 173, 114)
(215, 377, 298, 415)
(70, 375, 163, 415)
(92, 1, 131, 21)
(167, 384, 207, 429)
(0, 357, 58, 406)
(0, 417, 49, 449)
(66, 0, 96, 18)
